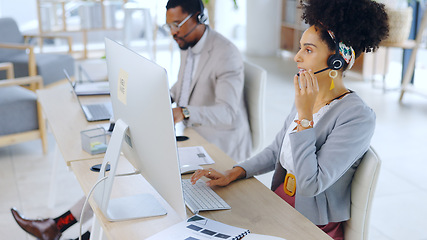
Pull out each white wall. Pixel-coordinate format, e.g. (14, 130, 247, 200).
(0, 0, 38, 31)
(214, 0, 247, 41)
(246, 0, 282, 56)
(208, 0, 283, 56)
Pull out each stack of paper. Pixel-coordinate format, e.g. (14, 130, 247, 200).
(147, 215, 250, 240)
(178, 146, 215, 167)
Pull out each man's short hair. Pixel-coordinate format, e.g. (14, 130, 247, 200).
(166, 0, 203, 15)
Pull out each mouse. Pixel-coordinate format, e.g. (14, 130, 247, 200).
(180, 164, 203, 175)
(176, 136, 189, 141)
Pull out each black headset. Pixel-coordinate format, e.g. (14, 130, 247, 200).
(197, 0, 207, 24)
(326, 0, 352, 72)
(327, 40, 345, 70)
(297, 33, 347, 77)
(327, 0, 354, 71)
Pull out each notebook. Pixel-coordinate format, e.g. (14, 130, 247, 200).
(64, 69, 113, 122)
(146, 215, 250, 240)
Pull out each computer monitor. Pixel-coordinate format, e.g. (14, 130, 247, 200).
(93, 38, 186, 221)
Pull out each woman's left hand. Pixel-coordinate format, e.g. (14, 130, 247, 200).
(293, 69, 319, 119)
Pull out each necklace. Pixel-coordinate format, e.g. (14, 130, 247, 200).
(314, 89, 353, 112)
(325, 89, 353, 105)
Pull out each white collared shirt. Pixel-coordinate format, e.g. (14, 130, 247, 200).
(187, 26, 209, 79)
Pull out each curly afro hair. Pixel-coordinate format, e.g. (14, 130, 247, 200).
(300, 0, 389, 59)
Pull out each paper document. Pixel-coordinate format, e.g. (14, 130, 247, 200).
(146, 215, 250, 240)
(75, 81, 110, 96)
(178, 146, 215, 167)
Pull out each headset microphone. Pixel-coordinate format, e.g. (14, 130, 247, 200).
(180, 23, 199, 39)
(296, 67, 329, 76)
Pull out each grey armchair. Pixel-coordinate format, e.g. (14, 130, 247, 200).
(0, 17, 75, 87)
(0, 62, 48, 153)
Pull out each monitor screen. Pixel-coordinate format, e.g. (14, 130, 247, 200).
(94, 38, 186, 221)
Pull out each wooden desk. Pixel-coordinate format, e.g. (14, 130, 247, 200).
(38, 83, 331, 239)
(70, 128, 332, 240)
(37, 83, 110, 165)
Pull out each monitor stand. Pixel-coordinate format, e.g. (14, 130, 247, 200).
(92, 119, 167, 221)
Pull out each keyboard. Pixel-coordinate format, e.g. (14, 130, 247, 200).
(181, 179, 231, 214)
(85, 104, 111, 120)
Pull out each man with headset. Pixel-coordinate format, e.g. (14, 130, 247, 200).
(9, 1, 252, 239)
(166, 0, 252, 162)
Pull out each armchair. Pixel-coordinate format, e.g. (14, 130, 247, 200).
(0, 62, 48, 153)
(0, 17, 75, 87)
(243, 60, 267, 155)
(343, 147, 381, 240)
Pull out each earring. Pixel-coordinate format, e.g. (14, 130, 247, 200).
(329, 70, 338, 90)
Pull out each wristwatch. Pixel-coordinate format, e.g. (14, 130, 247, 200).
(294, 119, 314, 128)
(181, 107, 190, 120)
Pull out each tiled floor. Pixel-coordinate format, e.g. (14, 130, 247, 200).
(1, 46, 427, 239)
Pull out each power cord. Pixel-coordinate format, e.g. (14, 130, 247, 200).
(79, 176, 107, 240)
(78, 170, 141, 240)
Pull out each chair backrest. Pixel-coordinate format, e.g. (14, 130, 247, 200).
(243, 60, 267, 155)
(344, 147, 381, 240)
(0, 17, 25, 58)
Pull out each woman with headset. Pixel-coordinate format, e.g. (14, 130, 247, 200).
(191, 0, 389, 239)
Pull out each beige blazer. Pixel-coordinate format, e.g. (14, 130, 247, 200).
(171, 28, 251, 162)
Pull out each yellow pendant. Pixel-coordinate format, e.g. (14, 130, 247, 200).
(330, 79, 335, 90)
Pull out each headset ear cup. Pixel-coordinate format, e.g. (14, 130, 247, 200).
(197, 13, 207, 24)
(197, 0, 207, 24)
(327, 54, 344, 70)
(327, 55, 336, 70)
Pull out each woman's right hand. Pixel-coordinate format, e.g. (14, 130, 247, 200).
(293, 69, 318, 119)
(190, 167, 246, 187)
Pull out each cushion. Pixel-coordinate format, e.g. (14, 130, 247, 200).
(0, 86, 38, 135)
(0, 17, 75, 85)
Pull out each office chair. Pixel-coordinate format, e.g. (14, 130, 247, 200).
(0, 17, 75, 87)
(243, 60, 267, 155)
(344, 147, 381, 240)
(0, 62, 48, 153)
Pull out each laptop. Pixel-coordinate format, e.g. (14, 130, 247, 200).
(73, 81, 110, 96)
(75, 64, 110, 96)
(64, 69, 113, 122)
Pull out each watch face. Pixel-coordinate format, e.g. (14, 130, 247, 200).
(301, 119, 310, 128)
(182, 107, 190, 119)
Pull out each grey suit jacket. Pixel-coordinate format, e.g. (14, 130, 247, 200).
(170, 27, 251, 162)
(237, 92, 376, 225)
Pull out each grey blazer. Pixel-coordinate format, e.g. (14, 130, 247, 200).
(237, 92, 375, 225)
(170, 28, 251, 162)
